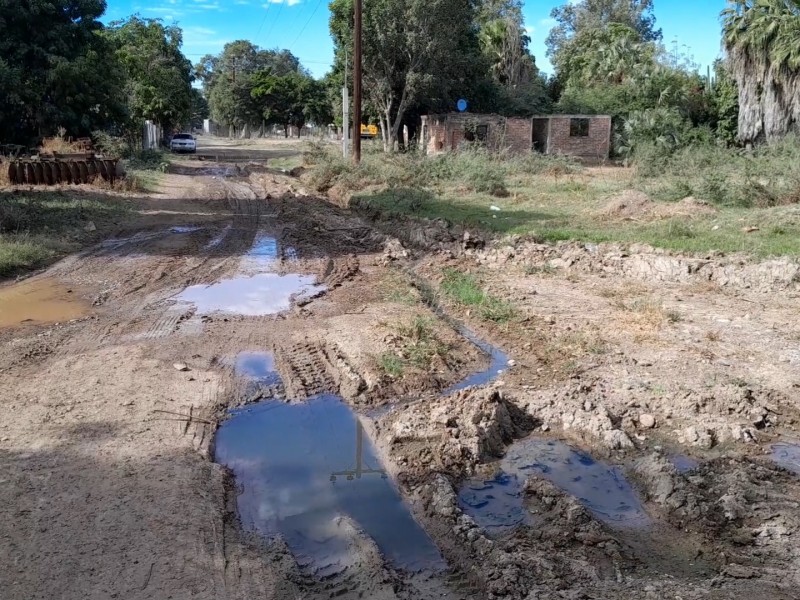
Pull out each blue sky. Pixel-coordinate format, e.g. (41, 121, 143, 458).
(103, 0, 728, 78)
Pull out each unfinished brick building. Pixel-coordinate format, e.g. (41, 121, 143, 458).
(421, 113, 612, 160)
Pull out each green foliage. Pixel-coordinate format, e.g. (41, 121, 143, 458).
(0, 0, 125, 145)
(440, 269, 517, 323)
(330, 0, 491, 150)
(378, 353, 405, 378)
(710, 61, 739, 146)
(251, 71, 331, 136)
(547, 0, 662, 82)
(636, 135, 800, 208)
(0, 191, 129, 277)
(105, 17, 194, 137)
(198, 41, 328, 135)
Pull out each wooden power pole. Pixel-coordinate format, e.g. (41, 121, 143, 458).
(353, 0, 363, 163)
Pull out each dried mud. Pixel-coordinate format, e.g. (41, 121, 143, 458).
(2, 146, 800, 600)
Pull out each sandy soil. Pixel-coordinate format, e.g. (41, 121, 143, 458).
(2, 138, 800, 599)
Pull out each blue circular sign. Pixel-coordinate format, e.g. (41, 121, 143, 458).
(457, 99, 468, 112)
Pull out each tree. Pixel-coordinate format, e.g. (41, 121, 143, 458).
(477, 1, 550, 115)
(546, 0, 662, 84)
(0, 0, 124, 144)
(251, 71, 332, 137)
(197, 41, 306, 137)
(722, 0, 800, 144)
(105, 17, 194, 138)
(330, 0, 488, 151)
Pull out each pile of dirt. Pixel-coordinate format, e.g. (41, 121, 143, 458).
(600, 190, 717, 221)
(472, 239, 800, 293)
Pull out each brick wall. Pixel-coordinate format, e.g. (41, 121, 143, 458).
(504, 118, 532, 154)
(548, 116, 611, 159)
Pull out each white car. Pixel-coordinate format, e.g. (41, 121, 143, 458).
(170, 133, 196, 153)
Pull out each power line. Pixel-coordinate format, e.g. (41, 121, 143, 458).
(263, 0, 287, 44)
(254, 1, 273, 42)
(289, 0, 324, 47)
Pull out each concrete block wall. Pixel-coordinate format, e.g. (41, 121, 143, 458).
(548, 116, 611, 159)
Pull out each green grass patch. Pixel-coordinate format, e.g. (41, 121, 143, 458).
(440, 268, 517, 323)
(378, 353, 405, 378)
(378, 315, 450, 378)
(305, 140, 800, 259)
(0, 191, 129, 278)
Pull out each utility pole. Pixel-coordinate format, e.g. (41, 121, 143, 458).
(329, 420, 386, 482)
(342, 50, 350, 159)
(353, 0, 363, 163)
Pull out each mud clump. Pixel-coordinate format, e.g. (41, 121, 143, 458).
(386, 389, 535, 479)
(473, 239, 800, 293)
(600, 190, 716, 221)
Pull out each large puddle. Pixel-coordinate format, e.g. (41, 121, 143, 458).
(215, 356, 445, 574)
(772, 443, 800, 475)
(175, 233, 325, 316)
(176, 273, 324, 316)
(460, 438, 649, 534)
(0, 278, 89, 328)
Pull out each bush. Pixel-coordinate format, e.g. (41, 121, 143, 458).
(637, 137, 800, 207)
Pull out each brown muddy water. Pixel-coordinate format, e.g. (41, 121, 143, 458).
(0, 278, 88, 328)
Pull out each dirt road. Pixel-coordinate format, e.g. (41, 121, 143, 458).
(1, 138, 800, 599)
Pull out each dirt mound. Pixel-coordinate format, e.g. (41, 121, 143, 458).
(601, 190, 716, 221)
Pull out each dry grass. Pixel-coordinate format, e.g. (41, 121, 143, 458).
(0, 160, 9, 187)
(597, 281, 650, 300)
(612, 295, 682, 339)
(39, 128, 88, 155)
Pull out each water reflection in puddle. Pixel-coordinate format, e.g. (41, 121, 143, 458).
(169, 226, 203, 234)
(0, 278, 89, 328)
(215, 362, 445, 573)
(235, 351, 283, 388)
(460, 438, 649, 534)
(670, 455, 699, 474)
(176, 273, 324, 316)
(772, 443, 800, 475)
(177, 233, 320, 316)
(442, 328, 508, 395)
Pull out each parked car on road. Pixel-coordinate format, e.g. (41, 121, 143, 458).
(170, 133, 196, 153)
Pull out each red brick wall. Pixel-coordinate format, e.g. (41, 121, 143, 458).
(504, 118, 532, 154)
(547, 116, 611, 159)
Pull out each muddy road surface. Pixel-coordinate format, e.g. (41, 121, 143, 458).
(2, 141, 800, 599)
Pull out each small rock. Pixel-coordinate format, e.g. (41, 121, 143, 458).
(507, 359, 516, 367)
(83, 221, 97, 232)
(639, 414, 656, 429)
(173, 362, 190, 372)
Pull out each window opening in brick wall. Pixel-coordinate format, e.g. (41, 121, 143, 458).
(464, 124, 489, 143)
(569, 118, 590, 137)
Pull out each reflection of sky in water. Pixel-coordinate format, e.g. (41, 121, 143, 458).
(460, 438, 649, 533)
(175, 273, 325, 316)
(772, 443, 800, 475)
(215, 395, 445, 573)
(670, 455, 699, 474)
(442, 327, 508, 395)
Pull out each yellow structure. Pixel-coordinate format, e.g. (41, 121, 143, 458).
(360, 124, 378, 138)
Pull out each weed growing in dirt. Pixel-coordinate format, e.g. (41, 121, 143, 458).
(440, 268, 517, 323)
(380, 272, 419, 305)
(379, 316, 450, 378)
(127, 150, 170, 173)
(378, 353, 405, 378)
(397, 316, 450, 367)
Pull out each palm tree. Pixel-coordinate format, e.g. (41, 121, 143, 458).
(722, 0, 800, 144)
